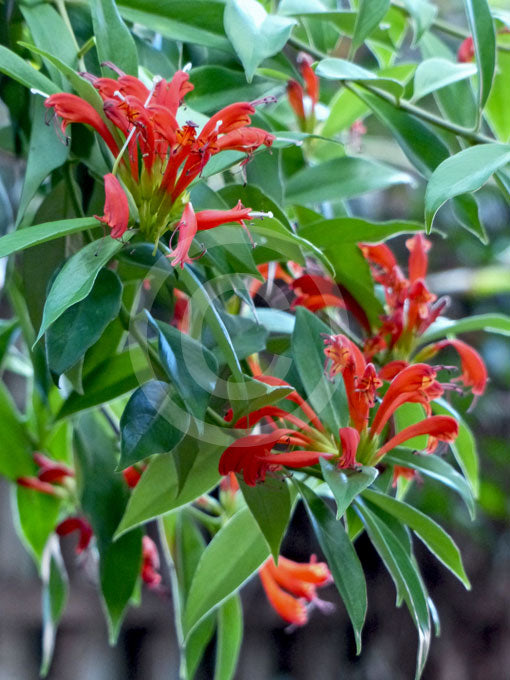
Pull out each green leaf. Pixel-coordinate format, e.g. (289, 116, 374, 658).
(0, 217, 98, 259)
(146, 312, 218, 420)
(227, 373, 293, 422)
(74, 413, 142, 642)
(463, 0, 495, 113)
(239, 476, 291, 560)
(57, 345, 151, 419)
(292, 307, 349, 433)
(15, 485, 61, 567)
(187, 66, 269, 114)
(402, 0, 437, 43)
(36, 235, 131, 343)
(117, 0, 231, 51)
(46, 268, 122, 377)
(412, 58, 477, 102)
(119, 380, 188, 469)
(316, 57, 403, 100)
(214, 594, 243, 680)
(0, 384, 33, 480)
(362, 489, 470, 588)
(299, 217, 421, 245)
(0, 319, 19, 369)
(0, 45, 58, 95)
(285, 157, 413, 206)
(486, 51, 510, 142)
(115, 437, 227, 537)
(40, 537, 69, 678)
(91, 0, 139, 76)
(355, 499, 431, 678)
(184, 507, 269, 636)
(320, 459, 378, 519)
(424, 144, 510, 232)
(16, 98, 69, 226)
(384, 449, 476, 518)
(297, 481, 367, 653)
(224, 0, 296, 82)
(421, 313, 510, 341)
(432, 400, 479, 498)
(352, 0, 390, 51)
(21, 3, 77, 89)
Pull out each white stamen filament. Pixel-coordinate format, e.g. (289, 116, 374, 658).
(249, 210, 273, 220)
(31, 88, 49, 98)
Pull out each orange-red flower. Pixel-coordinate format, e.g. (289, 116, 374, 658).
(17, 453, 74, 497)
(376, 415, 459, 460)
(141, 536, 162, 589)
(167, 202, 198, 268)
(259, 555, 331, 626)
(458, 36, 474, 63)
(94, 173, 130, 239)
(431, 338, 488, 396)
(56, 516, 93, 554)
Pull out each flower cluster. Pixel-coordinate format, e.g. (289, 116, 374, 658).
(45, 64, 275, 263)
(287, 52, 319, 131)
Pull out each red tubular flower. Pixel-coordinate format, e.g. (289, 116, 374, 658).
(218, 429, 333, 486)
(338, 427, 360, 468)
(259, 555, 331, 625)
(376, 415, 459, 459)
(433, 339, 488, 396)
(216, 127, 275, 153)
(392, 466, 417, 487)
(298, 53, 319, 109)
(17, 452, 74, 496)
(56, 517, 93, 554)
(291, 275, 346, 311)
(195, 201, 253, 231)
(378, 360, 410, 382)
(94, 173, 130, 239)
(287, 79, 305, 119)
(227, 405, 313, 432)
(167, 202, 198, 268)
(17, 477, 60, 496)
(141, 536, 162, 589)
(370, 363, 442, 436)
(458, 36, 475, 63)
(123, 465, 144, 488)
(254, 375, 325, 433)
(406, 233, 431, 283)
(45, 93, 119, 156)
(360, 242, 397, 272)
(406, 279, 437, 332)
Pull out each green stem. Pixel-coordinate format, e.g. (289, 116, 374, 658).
(157, 519, 187, 680)
(119, 304, 166, 376)
(77, 36, 95, 60)
(186, 505, 222, 533)
(206, 406, 229, 427)
(54, 0, 86, 71)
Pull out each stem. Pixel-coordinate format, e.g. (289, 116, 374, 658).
(119, 304, 166, 375)
(157, 519, 187, 680)
(77, 36, 95, 60)
(64, 163, 85, 218)
(186, 505, 222, 533)
(207, 406, 229, 427)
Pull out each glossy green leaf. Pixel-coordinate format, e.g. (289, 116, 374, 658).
(46, 268, 122, 377)
(119, 380, 188, 469)
(352, 0, 390, 50)
(299, 217, 421, 245)
(21, 4, 77, 88)
(292, 307, 348, 434)
(117, 0, 231, 51)
(433, 401, 479, 497)
(74, 413, 142, 642)
(317, 57, 403, 99)
(40, 538, 68, 678)
(402, 0, 437, 43)
(115, 437, 227, 537)
(355, 499, 431, 678)
(227, 373, 292, 422)
(297, 481, 367, 653)
(91, 0, 138, 76)
(57, 345, 151, 419)
(384, 449, 475, 518)
(0, 45, 58, 95)
(424, 144, 510, 231)
(486, 50, 510, 142)
(285, 157, 413, 206)
(0, 218, 98, 259)
(0, 384, 33, 480)
(224, 0, 296, 82)
(239, 476, 291, 560)
(363, 489, 470, 588)
(412, 58, 477, 102)
(214, 594, 243, 680)
(16, 98, 69, 226)
(184, 507, 269, 636)
(15, 486, 61, 567)
(187, 66, 269, 113)
(210, 310, 268, 364)
(463, 0, 495, 113)
(320, 459, 378, 519)
(36, 235, 131, 343)
(146, 312, 217, 420)
(421, 313, 510, 341)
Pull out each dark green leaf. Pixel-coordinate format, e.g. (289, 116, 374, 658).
(292, 307, 349, 433)
(0, 217, 99, 258)
(0, 384, 33, 480)
(384, 449, 476, 518)
(91, 0, 139, 76)
(187, 66, 269, 113)
(297, 481, 367, 653)
(352, 0, 390, 51)
(299, 216, 421, 246)
(0, 45, 58, 95)
(363, 489, 470, 588)
(227, 373, 292, 423)
(463, 0, 495, 113)
(239, 476, 291, 560)
(46, 268, 122, 377)
(15, 486, 61, 567)
(320, 459, 378, 519)
(119, 380, 188, 469)
(184, 507, 268, 636)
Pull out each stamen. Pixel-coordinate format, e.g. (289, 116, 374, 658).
(249, 210, 273, 220)
(183, 62, 192, 73)
(251, 96, 278, 106)
(30, 88, 49, 98)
